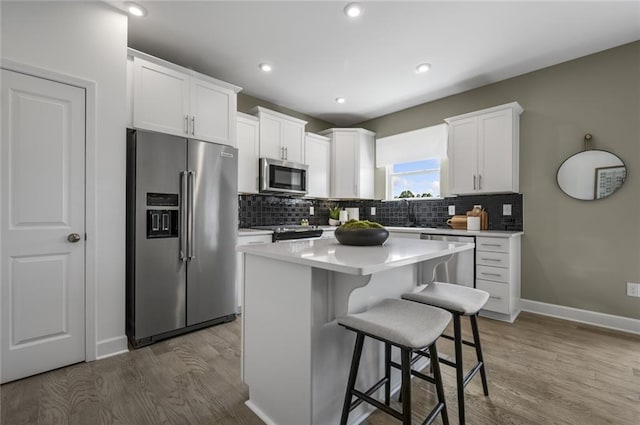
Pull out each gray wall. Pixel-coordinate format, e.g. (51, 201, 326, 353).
(238, 93, 334, 134)
(356, 42, 640, 320)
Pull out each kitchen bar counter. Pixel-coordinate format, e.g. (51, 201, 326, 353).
(386, 226, 523, 238)
(240, 238, 474, 425)
(237, 237, 473, 275)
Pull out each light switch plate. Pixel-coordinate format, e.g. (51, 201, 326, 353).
(503, 204, 512, 216)
(370, 207, 376, 216)
(309, 206, 314, 216)
(448, 205, 455, 215)
(627, 282, 640, 297)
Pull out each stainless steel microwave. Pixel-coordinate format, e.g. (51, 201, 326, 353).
(259, 157, 308, 196)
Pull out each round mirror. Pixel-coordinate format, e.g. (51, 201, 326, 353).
(557, 150, 626, 200)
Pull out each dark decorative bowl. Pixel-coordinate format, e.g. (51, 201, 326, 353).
(334, 227, 389, 246)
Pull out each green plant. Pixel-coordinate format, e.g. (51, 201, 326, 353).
(341, 220, 384, 229)
(398, 190, 415, 198)
(329, 206, 341, 220)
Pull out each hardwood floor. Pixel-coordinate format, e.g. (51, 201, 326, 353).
(2, 312, 639, 425)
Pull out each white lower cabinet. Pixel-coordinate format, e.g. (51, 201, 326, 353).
(475, 235, 521, 322)
(236, 233, 272, 311)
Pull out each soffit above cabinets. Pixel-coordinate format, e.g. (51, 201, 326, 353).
(122, 1, 640, 126)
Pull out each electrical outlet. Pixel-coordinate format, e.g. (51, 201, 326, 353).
(503, 204, 512, 216)
(448, 205, 455, 215)
(627, 282, 640, 297)
(309, 206, 314, 216)
(370, 207, 376, 216)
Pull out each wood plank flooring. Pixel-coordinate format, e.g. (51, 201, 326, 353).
(2, 312, 639, 425)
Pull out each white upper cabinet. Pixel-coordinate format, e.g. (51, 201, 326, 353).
(132, 57, 190, 136)
(129, 49, 241, 147)
(237, 113, 260, 194)
(446, 102, 523, 195)
(190, 78, 235, 144)
(320, 128, 375, 199)
(304, 132, 331, 198)
(251, 106, 307, 163)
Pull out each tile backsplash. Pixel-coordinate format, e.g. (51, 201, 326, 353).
(239, 193, 523, 231)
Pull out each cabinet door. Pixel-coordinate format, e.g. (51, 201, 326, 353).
(448, 117, 478, 195)
(191, 78, 235, 146)
(133, 57, 189, 136)
(478, 109, 513, 193)
(237, 116, 260, 193)
(357, 133, 375, 199)
(305, 135, 330, 198)
(282, 120, 305, 163)
(331, 132, 357, 198)
(259, 114, 283, 159)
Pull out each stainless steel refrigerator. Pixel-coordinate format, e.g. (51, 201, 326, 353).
(126, 129, 237, 348)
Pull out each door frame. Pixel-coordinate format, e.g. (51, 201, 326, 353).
(0, 58, 98, 364)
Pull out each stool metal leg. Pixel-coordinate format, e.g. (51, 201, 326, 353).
(470, 314, 489, 396)
(429, 343, 449, 425)
(453, 314, 465, 425)
(384, 343, 391, 405)
(400, 348, 412, 425)
(340, 333, 365, 425)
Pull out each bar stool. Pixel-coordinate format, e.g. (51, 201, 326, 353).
(337, 298, 452, 425)
(402, 282, 490, 425)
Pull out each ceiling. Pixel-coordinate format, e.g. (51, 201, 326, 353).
(123, 1, 640, 126)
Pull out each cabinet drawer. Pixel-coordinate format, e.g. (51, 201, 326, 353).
(476, 251, 509, 268)
(237, 234, 272, 246)
(476, 279, 509, 314)
(476, 237, 509, 253)
(476, 265, 509, 283)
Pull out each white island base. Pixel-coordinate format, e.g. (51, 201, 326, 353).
(240, 238, 474, 425)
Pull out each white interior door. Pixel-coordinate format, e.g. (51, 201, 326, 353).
(1, 69, 86, 383)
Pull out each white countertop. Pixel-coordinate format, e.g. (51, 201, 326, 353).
(386, 226, 523, 238)
(237, 237, 474, 275)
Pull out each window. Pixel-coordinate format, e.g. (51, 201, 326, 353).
(375, 123, 448, 200)
(387, 158, 441, 199)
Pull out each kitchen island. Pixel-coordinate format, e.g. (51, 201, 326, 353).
(238, 237, 474, 425)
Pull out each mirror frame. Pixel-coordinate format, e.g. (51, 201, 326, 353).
(556, 149, 627, 201)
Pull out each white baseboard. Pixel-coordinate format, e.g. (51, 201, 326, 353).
(96, 335, 129, 360)
(520, 299, 640, 335)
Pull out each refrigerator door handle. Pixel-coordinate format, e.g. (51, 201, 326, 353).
(188, 170, 196, 259)
(180, 171, 188, 261)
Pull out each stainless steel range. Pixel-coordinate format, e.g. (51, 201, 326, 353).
(252, 225, 323, 242)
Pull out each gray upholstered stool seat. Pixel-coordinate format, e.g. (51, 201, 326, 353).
(402, 282, 490, 425)
(402, 282, 490, 315)
(337, 298, 452, 425)
(338, 298, 452, 348)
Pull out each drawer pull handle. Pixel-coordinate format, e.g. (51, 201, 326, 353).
(481, 272, 502, 277)
(247, 241, 266, 245)
(489, 296, 502, 300)
(481, 243, 502, 247)
(480, 258, 501, 262)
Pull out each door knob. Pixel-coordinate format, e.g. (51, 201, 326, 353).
(67, 233, 81, 243)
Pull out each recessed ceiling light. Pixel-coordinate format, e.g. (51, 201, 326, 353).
(335, 97, 346, 104)
(415, 63, 431, 74)
(125, 2, 147, 17)
(344, 3, 361, 18)
(259, 63, 273, 72)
